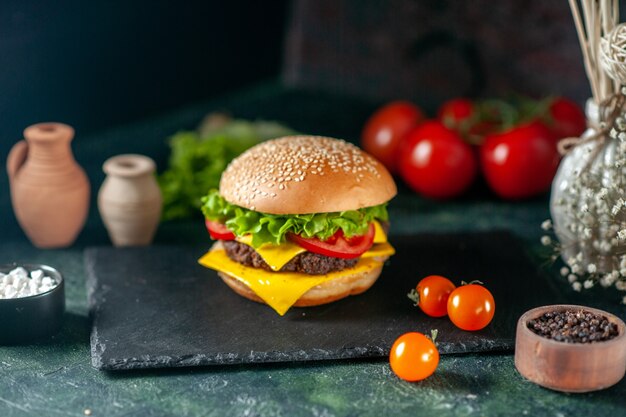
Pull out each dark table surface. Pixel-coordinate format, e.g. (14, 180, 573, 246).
(0, 82, 625, 417)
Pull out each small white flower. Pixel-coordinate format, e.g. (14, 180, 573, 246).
(622, 295, 626, 305)
(567, 274, 578, 284)
(541, 219, 553, 231)
(583, 279, 595, 289)
(618, 230, 626, 241)
(560, 267, 569, 277)
(587, 264, 597, 274)
(616, 280, 626, 291)
(572, 282, 582, 292)
(612, 205, 621, 216)
(541, 236, 552, 246)
(571, 264, 582, 274)
(602, 272, 618, 287)
(567, 257, 577, 267)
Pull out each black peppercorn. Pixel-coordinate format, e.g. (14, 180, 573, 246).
(527, 309, 619, 343)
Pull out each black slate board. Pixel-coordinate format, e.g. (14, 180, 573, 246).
(86, 231, 558, 371)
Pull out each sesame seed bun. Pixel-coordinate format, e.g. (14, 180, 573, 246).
(219, 135, 397, 214)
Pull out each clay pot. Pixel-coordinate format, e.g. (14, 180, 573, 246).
(515, 304, 626, 393)
(98, 154, 162, 246)
(6, 123, 90, 248)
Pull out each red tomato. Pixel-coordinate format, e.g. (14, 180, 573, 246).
(288, 223, 375, 259)
(389, 332, 439, 382)
(438, 98, 475, 129)
(361, 101, 424, 174)
(480, 120, 559, 199)
(547, 97, 586, 140)
(205, 219, 236, 240)
(447, 284, 495, 331)
(399, 121, 478, 199)
(410, 275, 456, 317)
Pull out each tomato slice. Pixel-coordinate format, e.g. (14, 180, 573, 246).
(288, 223, 375, 259)
(205, 219, 236, 240)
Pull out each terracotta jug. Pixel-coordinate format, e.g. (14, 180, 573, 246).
(6, 122, 90, 248)
(98, 154, 162, 246)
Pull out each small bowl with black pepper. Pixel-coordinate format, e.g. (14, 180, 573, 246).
(0, 264, 65, 344)
(515, 304, 625, 393)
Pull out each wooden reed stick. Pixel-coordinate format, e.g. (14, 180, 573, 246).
(569, 0, 620, 103)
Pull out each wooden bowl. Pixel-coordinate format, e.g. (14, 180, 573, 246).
(515, 304, 626, 393)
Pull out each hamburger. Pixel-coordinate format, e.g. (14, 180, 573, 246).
(198, 135, 396, 315)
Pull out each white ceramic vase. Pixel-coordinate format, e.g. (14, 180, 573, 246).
(550, 99, 626, 275)
(98, 154, 162, 246)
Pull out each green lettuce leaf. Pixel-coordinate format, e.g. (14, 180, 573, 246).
(158, 116, 296, 220)
(201, 189, 389, 248)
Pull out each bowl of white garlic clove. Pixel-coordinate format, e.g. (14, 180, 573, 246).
(0, 264, 65, 344)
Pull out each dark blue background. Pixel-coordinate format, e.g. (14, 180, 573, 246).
(0, 1, 289, 144)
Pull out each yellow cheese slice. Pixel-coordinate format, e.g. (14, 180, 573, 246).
(236, 235, 307, 271)
(362, 242, 395, 259)
(373, 220, 387, 243)
(199, 249, 387, 316)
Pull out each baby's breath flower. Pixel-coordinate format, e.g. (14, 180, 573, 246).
(541, 219, 552, 231)
(583, 279, 595, 289)
(587, 263, 597, 274)
(567, 274, 578, 284)
(616, 280, 626, 291)
(617, 229, 626, 241)
(622, 295, 626, 305)
(601, 272, 618, 287)
(560, 267, 569, 277)
(572, 281, 582, 292)
(600, 241, 613, 252)
(541, 236, 552, 246)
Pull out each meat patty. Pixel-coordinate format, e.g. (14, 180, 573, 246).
(222, 240, 358, 275)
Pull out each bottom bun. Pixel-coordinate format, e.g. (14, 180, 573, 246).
(218, 262, 384, 307)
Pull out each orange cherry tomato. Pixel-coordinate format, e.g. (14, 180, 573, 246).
(410, 275, 456, 317)
(447, 284, 495, 331)
(389, 332, 439, 382)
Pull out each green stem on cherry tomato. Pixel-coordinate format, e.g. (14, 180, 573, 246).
(429, 329, 439, 345)
(407, 288, 420, 306)
(461, 280, 484, 286)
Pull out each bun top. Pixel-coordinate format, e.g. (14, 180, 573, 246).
(219, 135, 397, 214)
